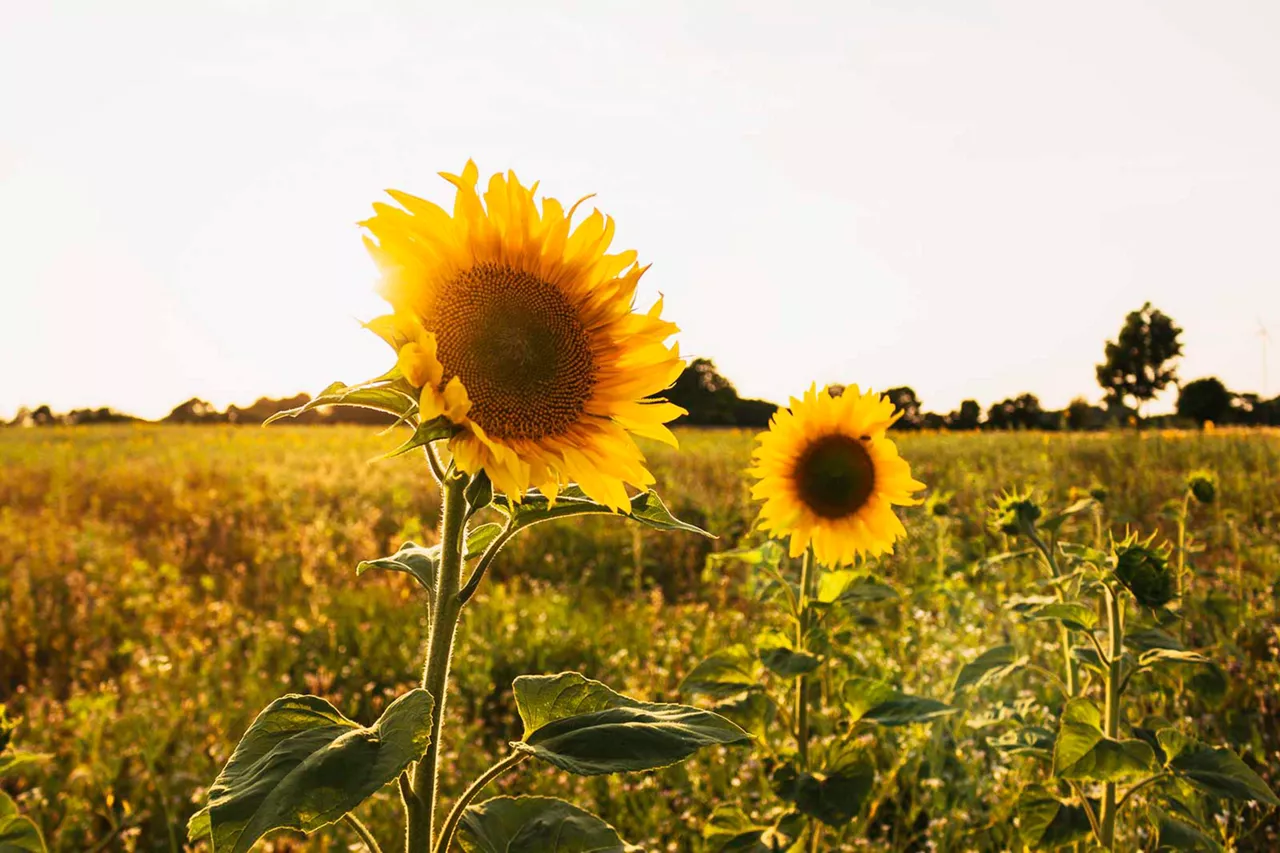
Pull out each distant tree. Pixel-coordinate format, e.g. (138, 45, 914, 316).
(666, 358, 776, 427)
(1095, 302, 1183, 420)
(31, 405, 56, 426)
(947, 400, 982, 431)
(165, 398, 221, 424)
(987, 393, 1044, 430)
(920, 411, 946, 430)
(885, 387, 923, 430)
(1177, 377, 1232, 426)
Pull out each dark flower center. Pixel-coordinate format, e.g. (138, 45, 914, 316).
(793, 433, 876, 519)
(429, 263, 595, 441)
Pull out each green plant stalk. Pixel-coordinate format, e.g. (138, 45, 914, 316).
(1028, 529, 1077, 697)
(434, 752, 528, 853)
(1098, 585, 1124, 849)
(795, 546, 814, 771)
(407, 469, 470, 853)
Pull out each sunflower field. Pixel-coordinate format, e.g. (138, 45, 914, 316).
(4, 165, 1280, 853)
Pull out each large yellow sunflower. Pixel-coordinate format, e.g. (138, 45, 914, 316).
(750, 385, 925, 565)
(361, 161, 684, 511)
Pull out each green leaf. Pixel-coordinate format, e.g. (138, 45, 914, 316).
(756, 632, 821, 678)
(465, 523, 505, 558)
(953, 645, 1025, 692)
(356, 541, 438, 591)
(458, 796, 639, 853)
(841, 677, 956, 726)
(382, 415, 458, 458)
(510, 672, 750, 776)
(816, 571, 900, 605)
(992, 725, 1057, 761)
(0, 750, 51, 778)
(1188, 664, 1227, 704)
(1072, 647, 1107, 675)
(1151, 810, 1223, 852)
(1022, 602, 1099, 632)
(190, 690, 433, 853)
(1138, 649, 1211, 669)
(263, 377, 419, 425)
(493, 487, 713, 537)
(1165, 741, 1280, 806)
(465, 470, 494, 515)
(678, 646, 761, 699)
(0, 791, 47, 853)
(1016, 785, 1095, 849)
(787, 752, 875, 828)
(1041, 498, 1097, 534)
(706, 541, 787, 571)
(1053, 700, 1156, 782)
(704, 806, 803, 853)
(1125, 628, 1185, 652)
(711, 691, 776, 742)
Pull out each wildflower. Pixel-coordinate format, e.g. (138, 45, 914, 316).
(362, 162, 683, 509)
(1186, 470, 1217, 505)
(749, 385, 924, 564)
(1112, 533, 1176, 609)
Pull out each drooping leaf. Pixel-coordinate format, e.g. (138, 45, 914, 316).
(1151, 809, 1223, 852)
(816, 571, 900, 605)
(0, 791, 47, 853)
(1125, 628, 1185, 652)
(457, 796, 639, 853)
(0, 750, 51, 778)
(706, 541, 787, 571)
(784, 751, 875, 828)
(382, 415, 458, 458)
(1016, 785, 1095, 849)
(1040, 498, 1097, 534)
(1137, 649, 1211, 669)
(678, 646, 761, 699)
(492, 487, 712, 537)
(756, 632, 821, 678)
(1164, 740, 1280, 806)
(510, 672, 749, 776)
(263, 376, 418, 425)
(1053, 699, 1156, 782)
(1021, 602, 1099, 632)
(841, 677, 956, 726)
(711, 691, 776, 742)
(953, 645, 1025, 692)
(188, 690, 433, 853)
(356, 541, 438, 591)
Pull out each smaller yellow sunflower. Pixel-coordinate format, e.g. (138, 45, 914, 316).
(749, 385, 925, 565)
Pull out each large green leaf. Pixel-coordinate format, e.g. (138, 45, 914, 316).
(0, 791, 46, 853)
(263, 377, 419, 425)
(492, 486, 712, 537)
(952, 645, 1025, 692)
(1162, 737, 1280, 806)
(1021, 602, 1099, 632)
(703, 805, 803, 853)
(188, 690, 433, 853)
(1015, 785, 1095, 849)
(678, 646, 761, 699)
(775, 752, 875, 828)
(756, 632, 820, 678)
(458, 796, 638, 853)
(511, 672, 749, 776)
(711, 691, 776, 742)
(1151, 809, 1222, 852)
(841, 677, 955, 726)
(1052, 700, 1155, 782)
(816, 571, 900, 605)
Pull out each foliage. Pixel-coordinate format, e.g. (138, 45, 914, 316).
(1096, 302, 1184, 415)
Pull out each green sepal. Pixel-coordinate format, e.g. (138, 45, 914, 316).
(510, 672, 749, 776)
(493, 486, 713, 537)
(841, 677, 956, 726)
(465, 470, 494, 515)
(187, 690, 433, 853)
(457, 796, 640, 853)
(1052, 699, 1156, 782)
(0, 791, 47, 853)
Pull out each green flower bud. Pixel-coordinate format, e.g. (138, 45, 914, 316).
(988, 489, 1041, 537)
(1186, 470, 1216, 505)
(1112, 534, 1176, 609)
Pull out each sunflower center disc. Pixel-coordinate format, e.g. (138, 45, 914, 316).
(793, 434, 876, 519)
(431, 263, 596, 441)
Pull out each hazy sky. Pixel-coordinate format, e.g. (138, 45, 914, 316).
(3, 1, 1278, 420)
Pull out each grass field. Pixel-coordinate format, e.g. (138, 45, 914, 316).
(2, 425, 1279, 851)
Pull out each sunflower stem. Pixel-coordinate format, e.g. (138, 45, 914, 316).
(407, 466, 469, 853)
(1097, 584, 1125, 849)
(795, 546, 815, 771)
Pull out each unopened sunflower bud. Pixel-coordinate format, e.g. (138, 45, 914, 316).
(1186, 470, 1217, 505)
(988, 490, 1041, 537)
(1112, 534, 1176, 609)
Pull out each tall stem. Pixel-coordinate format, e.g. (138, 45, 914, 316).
(434, 752, 528, 853)
(407, 470, 469, 853)
(1028, 530, 1077, 697)
(1099, 585, 1124, 849)
(794, 546, 814, 770)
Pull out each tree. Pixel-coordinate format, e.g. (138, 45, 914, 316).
(665, 358, 776, 427)
(1095, 302, 1183, 419)
(948, 400, 981, 430)
(987, 393, 1044, 430)
(1176, 377, 1232, 426)
(885, 387, 923, 430)
(1065, 397, 1105, 431)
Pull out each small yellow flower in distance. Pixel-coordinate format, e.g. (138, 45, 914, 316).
(361, 162, 685, 511)
(749, 385, 925, 565)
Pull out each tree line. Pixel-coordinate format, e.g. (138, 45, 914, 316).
(7, 303, 1277, 429)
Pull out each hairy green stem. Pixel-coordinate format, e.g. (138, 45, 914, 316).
(345, 814, 384, 853)
(407, 469, 470, 853)
(795, 546, 814, 771)
(1098, 585, 1125, 848)
(434, 752, 528, 853)
(1028, 530, 1077, 697)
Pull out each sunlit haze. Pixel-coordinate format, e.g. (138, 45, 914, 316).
(3, 1, 1278, 420)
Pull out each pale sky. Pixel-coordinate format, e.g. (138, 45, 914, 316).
(2, 1, 1278, 420)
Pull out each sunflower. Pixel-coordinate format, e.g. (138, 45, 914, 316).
(361, 161, 684, 511)
(750, 385, 925, 565)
